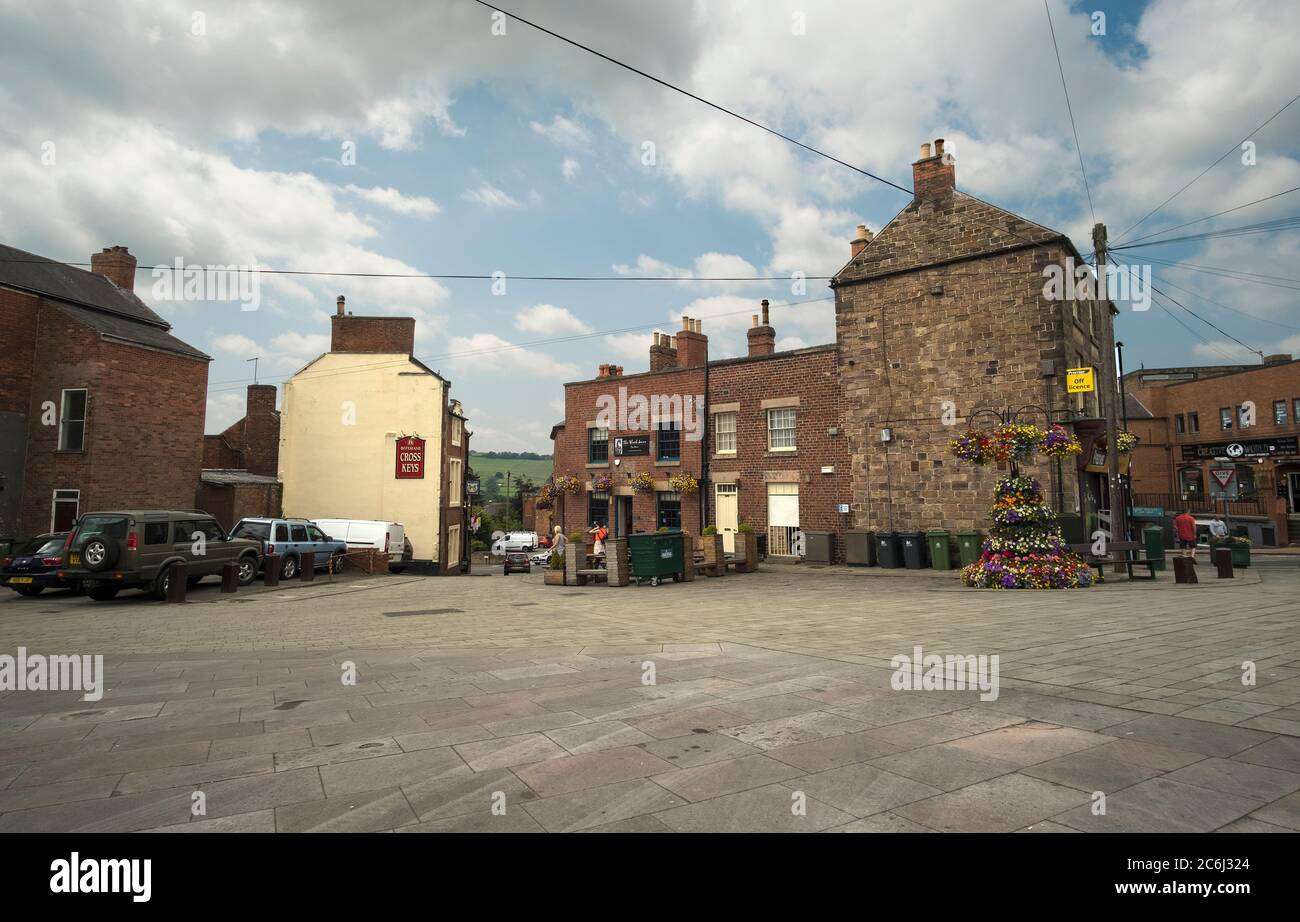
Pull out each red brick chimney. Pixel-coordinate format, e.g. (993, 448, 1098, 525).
(329, 294, 416, 354)
(242, 384, 280, 477)
(675, 316, 708, 368)
(596, 364, 624, 378)
(747, 300, 776, 356)
(913, 138, 955, 201)
(90, 245, 137, 291)
(850, 224, 873, 258)
(649, 331, 678, 371)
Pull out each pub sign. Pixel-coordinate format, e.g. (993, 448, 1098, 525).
(395, 436, 426, 479)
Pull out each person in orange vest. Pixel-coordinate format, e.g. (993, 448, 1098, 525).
(589, 522, 608, 557)
(1174, 509, 1198, 561)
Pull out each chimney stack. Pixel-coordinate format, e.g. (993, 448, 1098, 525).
(675, 315, 709, 368)
(336, 294, 346, 317)
(649, 330, 678, 371)
(850, 224, 874, 258)
(90, 245, 137, 291)
(747, 298, 776, 357)
(913, 137, 955, 201)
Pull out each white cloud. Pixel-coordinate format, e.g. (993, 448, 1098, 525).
(561, 157, 581, 181)
(445, 333, 579, 378)
(204, 391, 247, 434)
(515, 304, 591, 335)
(211, 333, 260, 356)
(530, 115, 592, 147)
(340, 184, 440, 217)
(461, 183, 522, 208)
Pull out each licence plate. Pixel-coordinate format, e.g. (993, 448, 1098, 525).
(9, 577, 33, 584)
(69, 553, 80, 565)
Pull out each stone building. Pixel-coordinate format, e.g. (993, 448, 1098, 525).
(0, 243, 209, 542)
(832, 140, 1115, 539)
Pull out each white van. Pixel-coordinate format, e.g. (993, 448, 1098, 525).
(312, 519, 408, 572)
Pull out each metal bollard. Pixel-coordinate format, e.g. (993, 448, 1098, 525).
(300, 552, 315, 582)
(263, 554, 279, 587)
(221, 562, 239, 593)
(1215, 548, 1234, 579)
(166, 560, 187, 603)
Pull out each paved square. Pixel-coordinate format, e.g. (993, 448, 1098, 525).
(1, 560, 1298, 832)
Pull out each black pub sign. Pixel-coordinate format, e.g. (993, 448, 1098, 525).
(1180, 436, 1298, 461)
(614, 436, 650, 457)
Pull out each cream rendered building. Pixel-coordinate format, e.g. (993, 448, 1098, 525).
(279, 297, 469, 572)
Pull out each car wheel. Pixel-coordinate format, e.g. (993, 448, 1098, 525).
(87, 585, 120, 601)
(82, 537, 118, 572)
(153, 569, 172, 601)
(280, 555, 298, 580)
(237, 556, 257, 585)
(328, 553, 344, 575)
(15, 586, 44, 596)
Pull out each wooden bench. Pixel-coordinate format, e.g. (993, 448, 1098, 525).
(1068, 541, 1158, 580)
(693, 551, 739, 576)
(575, 568, 608, 582)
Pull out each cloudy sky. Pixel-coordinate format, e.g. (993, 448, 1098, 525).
(2, 0, 1297, 452)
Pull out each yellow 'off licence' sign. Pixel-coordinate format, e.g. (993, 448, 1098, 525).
(1066, 367, 1095, 393)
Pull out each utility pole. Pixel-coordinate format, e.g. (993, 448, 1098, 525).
(1094, 223, 1128, 544)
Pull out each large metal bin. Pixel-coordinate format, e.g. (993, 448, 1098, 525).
(845, 529, 875, 566)
(628, 531, 685, 585)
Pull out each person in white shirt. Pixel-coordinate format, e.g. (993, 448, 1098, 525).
(1208, 516, 1229, 540)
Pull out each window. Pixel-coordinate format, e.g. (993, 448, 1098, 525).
(449, 457, 463, 505)
(1189, 412, 1199, 433)
(291, 524, 309, 542)
(1179, 468, 1203, 496)
(1235, 465, 1257, 499)
(451, 416, 463, 447)
(1174, 414, 1185, 435)
(143, 522, 170, 545)
(58, 389, 87, 451)
(232, 521, 271, 542)
(51, 489, 80, 532)
(714, 412, 736, 454)
(275, 523, 289, 543)
(1275, 400, 1287, 426)
(1239, 404, 1253, 429)
(173, 520, 198, 543)
(656, 492, 681, 529)
(767, 407, 796, 451)
(199, 520, 225, 542)
(307, 525, 326, 542)
(588, 427, 608, 463)
(588, 492, 609, 528)
(656, 421, 680, 461)
(1294, 399, 1300, 424)
(1220, 407, 1233, 430)
(447, 524, 462, 567)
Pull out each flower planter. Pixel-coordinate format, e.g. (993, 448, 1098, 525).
(734, 532, 758, 572)
(1231, 545, 1250, 569)
(699, 533, 725, 577)
(543, 569, 565, 586)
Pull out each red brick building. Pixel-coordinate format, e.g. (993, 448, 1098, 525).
(198, 383, 284, 530)
(550, 304, 851, 559)
(0, 243, 210, 542)
(1124, 356, 1300, 544)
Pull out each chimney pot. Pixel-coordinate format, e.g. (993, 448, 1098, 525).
(920, 142, 931, 158)
(761, 299, 770, 326)
(934, 138, 945, 157)
(336, 294, 346, 317)
(751, 314, 759, 327)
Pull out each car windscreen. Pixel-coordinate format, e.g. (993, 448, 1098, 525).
(21, 536, 65, 556)
(76, 515, 129, 539)
(231, 521, 271, 542)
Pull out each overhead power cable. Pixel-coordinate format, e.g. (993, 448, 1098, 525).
(1146, 270, 1300, 332)
(1147, 281, 1263, 359)
(1043, 0, 1096, 225)
(1132, 254, 1300, 292)
(1119, 184, 1300, 248)
(1110, 214, 1300, 250)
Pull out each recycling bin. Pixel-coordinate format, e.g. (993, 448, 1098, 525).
(628, 530, 685, 585)
(900, 532, 928, 569)
(926, 529, 952, 570)
(803, 531, 832, 565)
(876, 532, 902, 569)
(1142, 524, 1166, 572)
(957, 530, 982, 567)
(845, 529, 876, 566)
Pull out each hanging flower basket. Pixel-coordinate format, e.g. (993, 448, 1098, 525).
(668, 472, 699, 495)
(591, 473, 614, 493)
(950, 431, 994, 465)
(1115, 431, 1139, 454)
(631, 472, 655, 494)
(555, 475, 582, 496)
(991, 424, 1046, 462)
(1040, 424, 1083, 459)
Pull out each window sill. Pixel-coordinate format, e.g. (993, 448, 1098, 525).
(767, 448, 797, 455)
(654, 459, 681, 467)
(585, 461, 610, 469)
(712, 452, 736, 460)
(54, 449, 85, 455)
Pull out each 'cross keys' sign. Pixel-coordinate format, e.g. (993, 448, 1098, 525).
(1066, 367, 1095, 393)
(395, 436, 425, 479)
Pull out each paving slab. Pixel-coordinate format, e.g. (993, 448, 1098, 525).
(1052, 777, 1261, 832)
(893, 773, 1091, 833)
(513, 746, 676, 797)
(654, 784, 854, 833)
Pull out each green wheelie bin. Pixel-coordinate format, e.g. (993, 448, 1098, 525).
(926, 529, 952, 570)
(629, 531, 685, 586)
(957, 530, 982, 567)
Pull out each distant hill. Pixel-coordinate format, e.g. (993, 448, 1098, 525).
(468, 451, 553, 496)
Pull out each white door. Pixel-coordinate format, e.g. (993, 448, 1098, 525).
(767, 483, 800, 556)
(715, 484, 738, 553)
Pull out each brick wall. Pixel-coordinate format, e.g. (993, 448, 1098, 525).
(330, 314, 415, 354)
(210, 384, 280, 476)
(18, 302, 209, 536)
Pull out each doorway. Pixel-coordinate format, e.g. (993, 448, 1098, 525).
(614, 495, 634, 537)
(715, 483, 738, 553)
(51, 489, 79, 532)
(1288, 471, 1300, 515)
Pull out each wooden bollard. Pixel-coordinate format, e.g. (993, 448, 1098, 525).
(263, 554, 279, 587)
(1215, 548, 1234, 579)
(166, 560, 187, 603)
(300, 552, 315, 582)
(221, 562, 239, 593)
(1173, 556, 1198, 584)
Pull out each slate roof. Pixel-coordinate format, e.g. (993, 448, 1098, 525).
(0, 243, 209, 360)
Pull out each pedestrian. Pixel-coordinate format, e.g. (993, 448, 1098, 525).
(551, 526, 567, 557)
(589, 522, 608, 557)
(1208, 515, 1229, 542)
(1174, 508, 1198, 560)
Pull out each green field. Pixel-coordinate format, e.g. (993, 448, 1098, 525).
(468, 452, 553, 496)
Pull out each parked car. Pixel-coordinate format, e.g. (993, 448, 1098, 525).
(2, 532, 74, 596)
(312, 519, 407, 572)
(58, 511, 262, 601)
(503, 549, 531, 575)
(529, 548, 554, 567)
(494, 531, 539, 554)
(229, 517, 348, 579)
